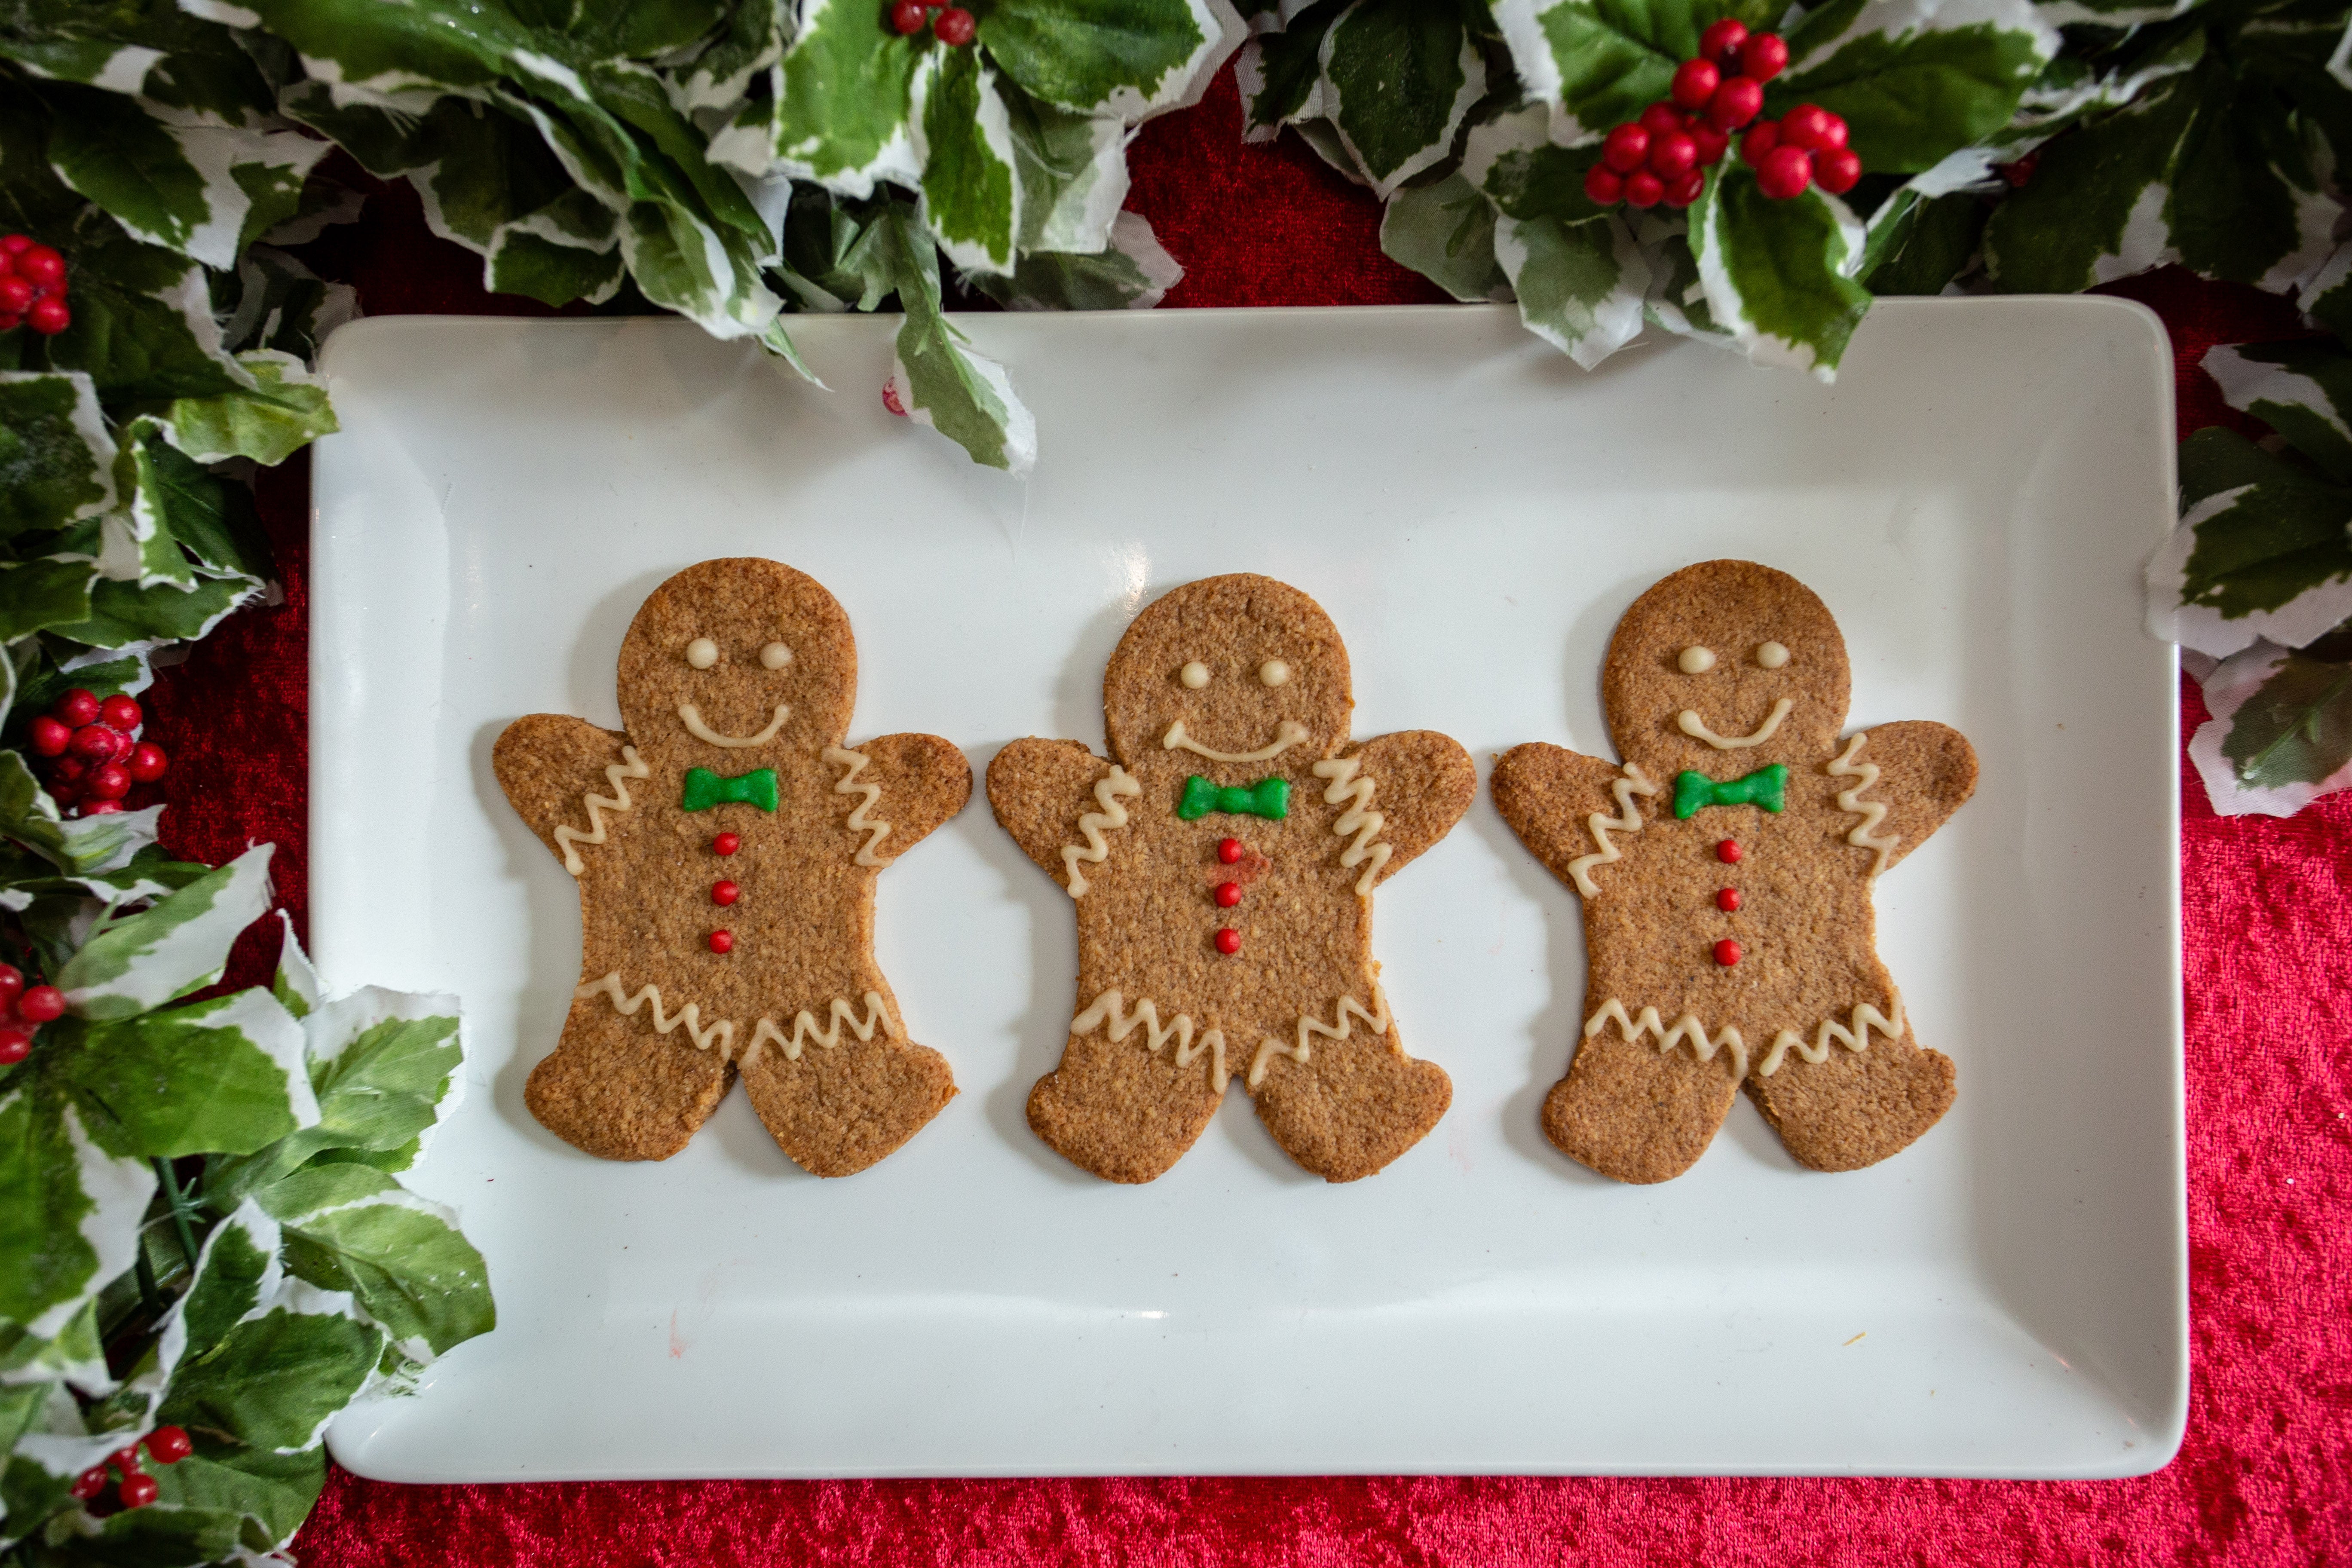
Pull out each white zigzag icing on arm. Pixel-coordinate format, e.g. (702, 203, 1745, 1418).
(1757, 998, 1905, 1077)
(1311, 756, 1391, 895)
(823, 745, 891, 866)
(1565, 763, 1660, 897)
(1071, 989, 1230, 1091)
(577, 972, 735, 1058)
(1583, 998, 1750, 1080)
(554, 747, 652, 876)
(1249, 986, 1391, 1089)
(1828, 732, 1899, 878)
(1060, 766, 1140, 898)
(741, 992, 900, 1068)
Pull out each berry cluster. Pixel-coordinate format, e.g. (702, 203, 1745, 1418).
(0, 966, 66, 1066)
(888, 1, 975, 44)
(1740, 101, 1859, 200)
(28, 689, 169, 819)
(70, 1427, 191, 1513)
(0, 234, 70, 336)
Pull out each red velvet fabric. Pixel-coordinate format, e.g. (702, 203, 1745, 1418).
(141, 70, 2352, 1565)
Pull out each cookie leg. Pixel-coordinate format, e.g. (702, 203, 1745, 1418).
(1027, 1031, 1224, 1184)
(526, 995, 734, 1161)
(1250, 1023, 1452, 1183)
(737, 1035, 956, 1178)
(1543, 1030, 1740, 1184)
(1744, 1032, 1955, 1173)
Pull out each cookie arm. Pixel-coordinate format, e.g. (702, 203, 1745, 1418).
(833, 733, 972, 865)
(492, 714, 638, 868)
(986, 738, 1113, 882)
(1841, 721, 1978, 873)
(1338, 731, 1476, 885)
(1490, 742, 1632, 891)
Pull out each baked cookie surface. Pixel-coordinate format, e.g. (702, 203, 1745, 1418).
(988, 573, 1475, 1184)
(1491, 560, 1976, 1182)
(494, 558, 969, 1174)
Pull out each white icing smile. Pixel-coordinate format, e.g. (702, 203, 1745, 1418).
(1677, 698, 1794, 750)
(1162, 718, 1310, 764)
(679, 702, 789, 747)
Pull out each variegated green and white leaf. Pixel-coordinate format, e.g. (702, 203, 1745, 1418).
(882, 208, 1036, 474)
(1773, 0, 2058, 173)
(0, 371, 116, 539)
(1004, 89, 1127, 253)
(974, 211, 1185, 309)
(2147, 426, 2352, 658)
(55, 989, 316, 1160)
(2187, 640, 2352, 815)
(1379, 171, 1509, 303)
(222, 245, 360, 361)
(1690, 167, 1872, 378)
(47, 567, 263, 650)
(670, 0, 789, 119)
(982, 0, 1237, 120)
(485, 204, 627, 309)
(257, 1164, 493, 1363)
(1494, 0, 1781, 144)
(0, 752, 164, 879)
(0, 1094, 156, 1348)
(1317, 0, 1485, 197)
(38, 211, 252, 405)
(1859, 186, 1984, 293)
(2204, 340, 2352, 483)
(757, 0, 925, 196)
(1235, 0, 1343, 138)
(911, 47, 1020, 276)
(158, 1280, 384, 1456)
(1495, 213, 1649, 369)
(167, 349, 339, 469)
(56, 844, 276, 1022)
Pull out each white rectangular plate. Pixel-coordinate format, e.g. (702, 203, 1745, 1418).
(312, 300, 2184, 1480)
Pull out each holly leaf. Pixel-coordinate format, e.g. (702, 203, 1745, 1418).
(0, 371, 116, 538)
(1496, 213, 1650, 369)
(221, 245, 359, 361)
(157, 1287, 383, 1455)
(165, 349, 338, 469)
(1317, 0, 1486, 196)
(0, 558, 100, 643)
(2304, 238, 2352, 342)
(1859, 187, 1984, 294)
(2203, 340, 2352, 484)
(44, 571, 260, 649)
(2188, 640, 2352, 814)
(1003, 85, 1128, 254)
(1379, 170, 1508, 303)
(49, 989, 315, 1160)
(1236, 0, 1346, 136)
(881, 206, 1036, 473)
(32, 210, 249, 405)
(55, 844, 278, 1022)
(0, 1093, 156, 1348)
(760, 0, 925, 196)
(1770, 0, 2058, 174)
(1493, 0, 1781, 143)
(1689, 165, 1872, 377)
(256, 1164, 494, 1362)
(971, 211, 1184, 308)
(913, 46, 1020, 276)
(146, 1437, 325, 1552)
(2146, 426, 2352, 657)
(980, 0, 1231, 119)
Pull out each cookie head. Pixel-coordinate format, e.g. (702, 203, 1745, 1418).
(615, 558, 857, 759)
(1102, 574, 1352, 770)
(1601, 560, 1849, 773)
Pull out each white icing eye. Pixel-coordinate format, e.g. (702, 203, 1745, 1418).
(1180, 661, 1210, 689)
(760, 642, 793, 670)
(1259, 659, 1291, 687)
(1678, 646, 1716, 675)
(1756, 641, 1790, 669)
(686, 638, 719, 670)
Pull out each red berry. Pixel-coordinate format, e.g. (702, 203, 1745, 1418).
(1664, 168, 1706, 207)
(29, 716, 70, 756)
(1716, 839, 1742, 864)
(1639, 102, 1684, 137)
(1647, 130, 1697, 180)
(70, 725, 121, 762)
(1583, 163, 1625, 204)
(1215, 881, 1242, 909)
(1779, 103, 1836, 151)
(712, 832, 740, 855)
(1814, 146, 1862, 194)
(1700, 18, 1750, 62)
(119, 1472, 159, 1509)
(1717, 888, 1741, 912)
(0, 276, 31, 313)
(50, 756, 84, 785)
(85, 764, 129, 802)
(934, 6, 974, 44)
(0, 1026, 31, 1066)
(0, 235, 29, 255)
(1740, 32, 1788, 81)
(1756, 144, 1814, 199)
(17, 986, 64, 1023)
(109, 1448, 142, 1474)
(1623, 169, 1665, 207)
(888, 0, 927, 30)
(711, 879, 739, 906)
(28, 297, 68, 336)
(127, 743, 166, 782)
(2000, 153, 2038, 188)
(1671, 58, 1720, 111)
(98, 694, 141, 732)
(1707, 75, 1764, 130)
(708, 930, 733, 955)
(1690, 124, 1729, 165)
(1217, 838, 1243, 865)
(17, 246, 63, 289)
(1213, 928, 1241, 956)
(1714, 938, 1742, 967)
(72, 1466, 107, 1501)
(1740, 120, 1779, 166)
(145, 1426, 192, 1464)
(1602, 122, 1651, 174)
(0, 965, 22, 1005)
(55, 689, 98, 727)
(0, 314, 21, 333)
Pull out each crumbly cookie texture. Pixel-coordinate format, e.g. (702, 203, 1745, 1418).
(494, 557, 969, 1175)
(987, 573, 1475, 1184)
(1491, 560, 1976, 1183)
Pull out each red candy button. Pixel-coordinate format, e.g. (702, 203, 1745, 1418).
(712, 880, 740, 906)
(1714, 939, 1742, 967)
(1716, 839, 1741, 864)
(1218, 837, 1243, 865)
(1214, 928, 1241, 956)
(713, 832, 740, 855)
(1717, 888, 1741, 912)
(1215, 882, 1242, 908)
(708, 931, 734, 955)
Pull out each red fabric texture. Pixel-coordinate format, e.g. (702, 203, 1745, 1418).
(139, 69, 2352, 1565)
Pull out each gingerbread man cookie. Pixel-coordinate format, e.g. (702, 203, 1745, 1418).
(493, 558, 970, 1174)
(1491, 561, 1977, 1182)
(988, 574, 1476, 1184)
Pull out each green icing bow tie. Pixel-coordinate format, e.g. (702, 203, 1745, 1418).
(1674, 763, 1787, 820)
(681, 766, 778, 812)
(1177, 775, 1290, 821)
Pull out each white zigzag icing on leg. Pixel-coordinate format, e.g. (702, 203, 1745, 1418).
(1582, 998, 1749, 1080)
(1756, 998, 1906, 1077)
(1250, 987, 1392, 1089)
(578, 974, 901, 1069)
(1071, 989, 1229, 1090)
